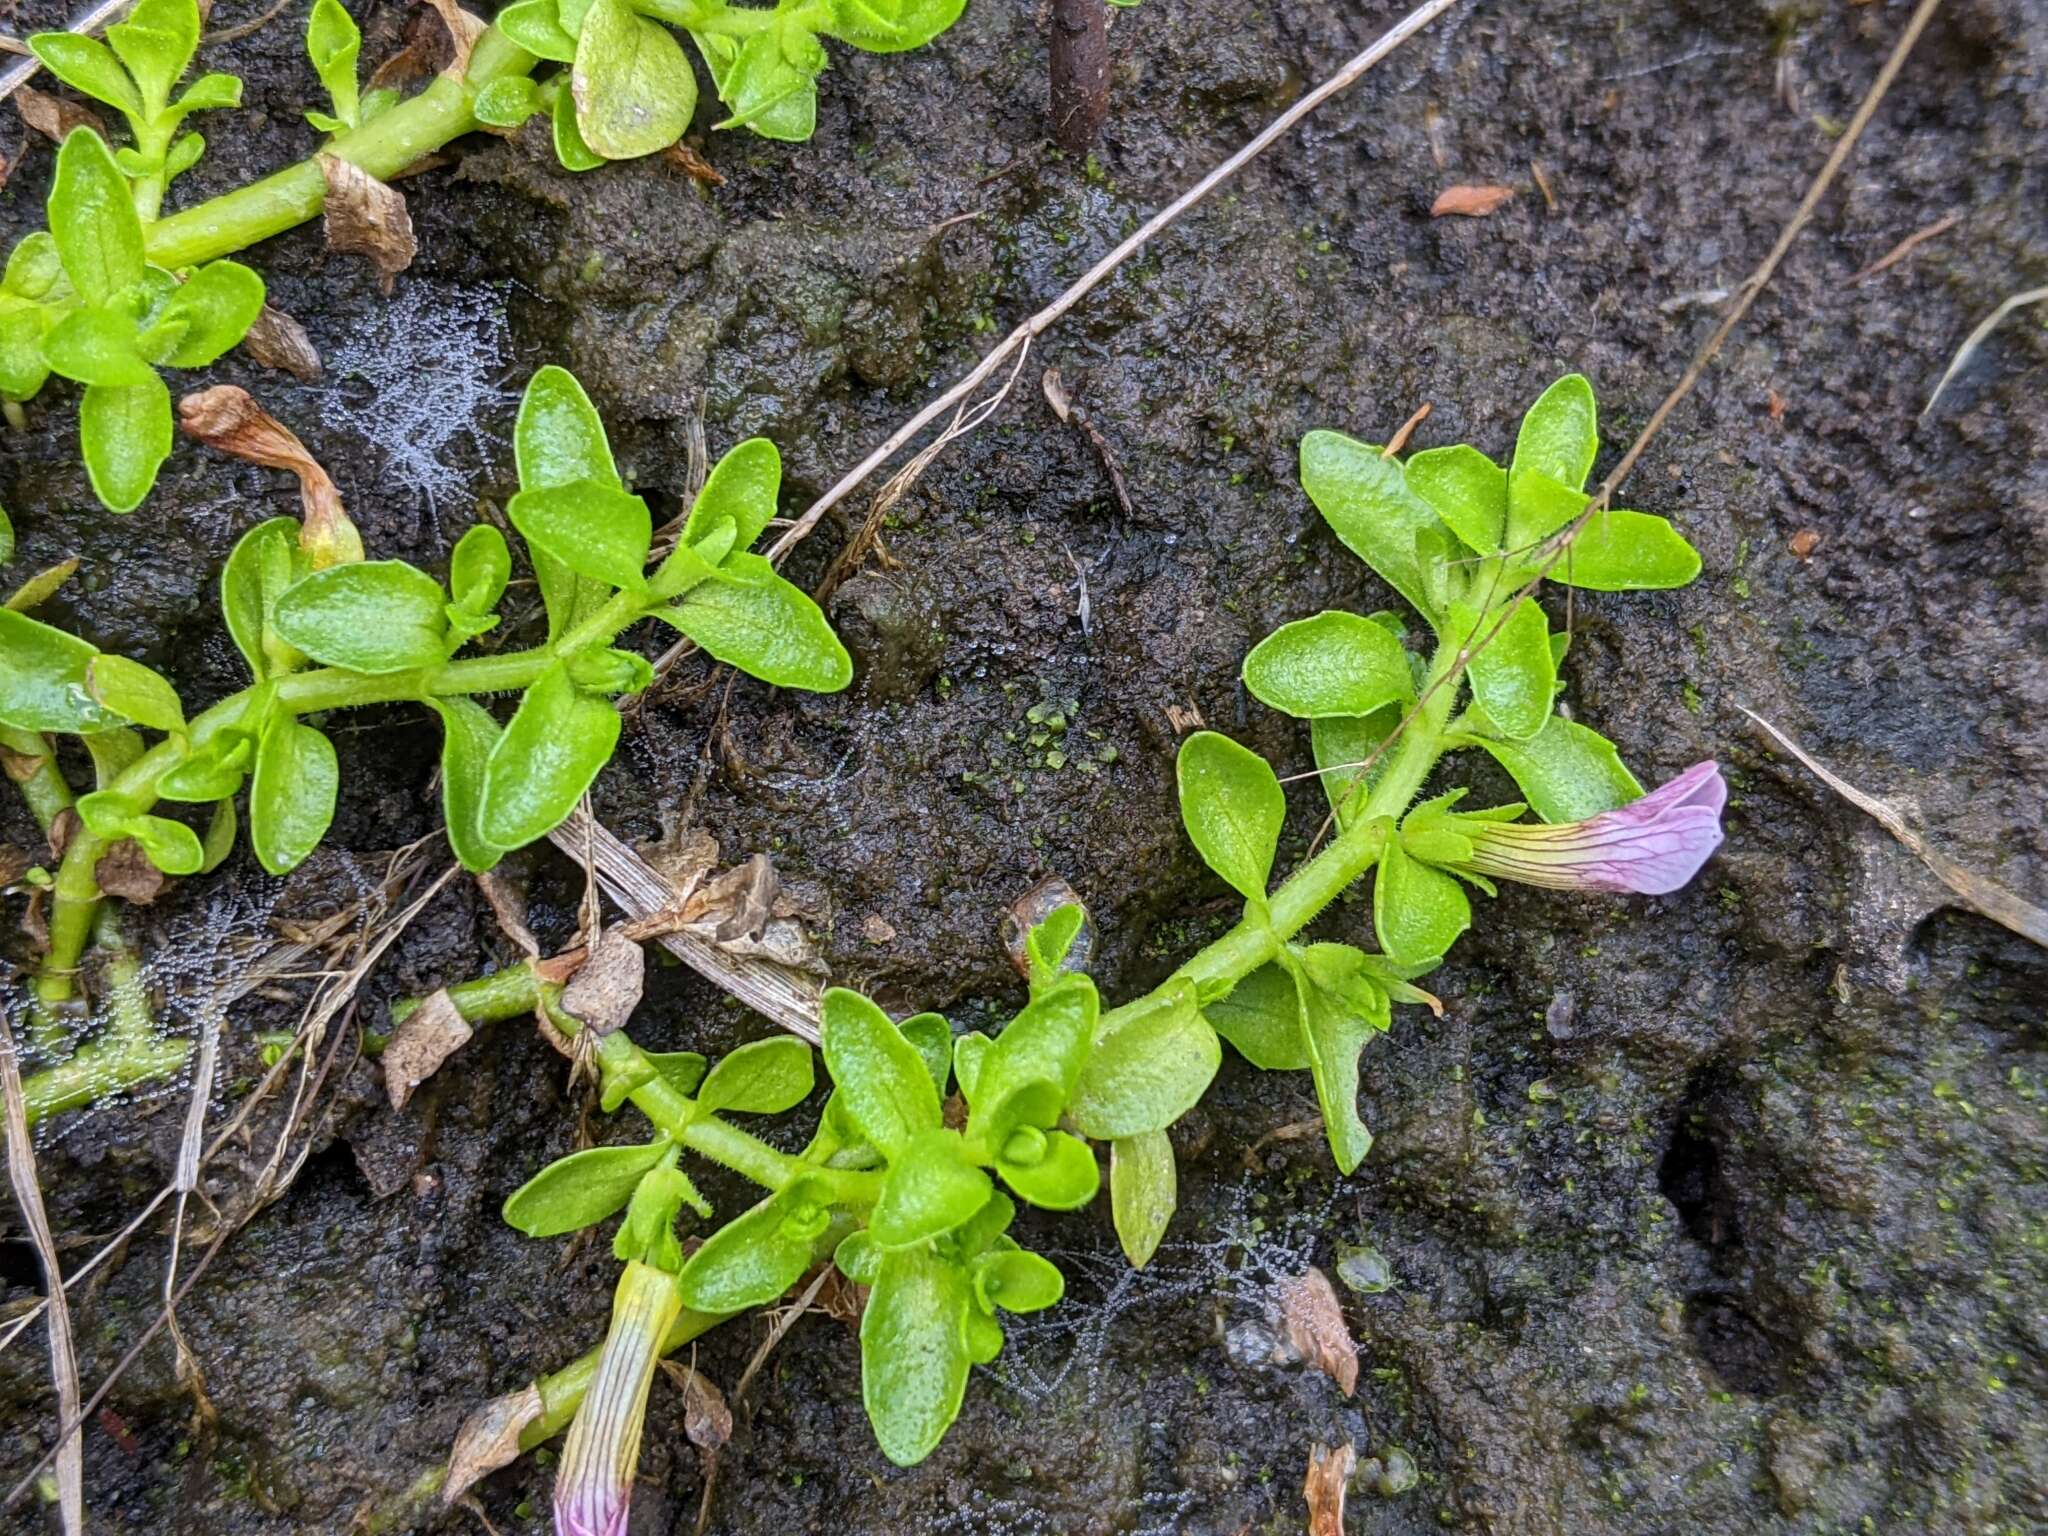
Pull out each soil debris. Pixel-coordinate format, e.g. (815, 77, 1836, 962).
(1278, 1265, 1357, 1396)
(1303, 1441, 1355, 1536)
(238, 305, 323, 382)
(383, 987, 473, 1110)
(1430, 183, 1514, 217)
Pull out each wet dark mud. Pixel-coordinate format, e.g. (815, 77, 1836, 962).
(0, 0, 2044, 1531)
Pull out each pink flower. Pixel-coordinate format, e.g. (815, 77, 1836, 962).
(553, 1261, 680, 1536)
(1458, 761, 1727, 895)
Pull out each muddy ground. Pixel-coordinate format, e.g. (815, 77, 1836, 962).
(0, 0, 2044, 1530)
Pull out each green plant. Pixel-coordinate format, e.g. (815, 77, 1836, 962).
(450, 376, 1723, 1506)
(0, 365, 848, 1111)
(0, 0, 966, 510)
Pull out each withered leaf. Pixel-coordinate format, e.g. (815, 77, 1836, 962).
(15, 85, 107, 146)
(558, 927, 645, 1036)
(1430, 184, 1515, 218)
(21, 884, 48, 949)
(441, 1384, 543, 1505)
(318, 155, 416, 294)
(1279, 1266, 1358, 1396)
(94, 838, 170, 905)
(239, 305, 323, 383)
(659, 1362, 733, 1453)
(475, 870, 541, 957)
(367, 32, 439, 93)
(422, 0, 486, 77)
(47, 807, 78, 862)
(383, 988, 473, 1110)
(661, 141, 725, 187)
(0, 845, 27, 888)
(636, 823, 721, 897)
(178, 386, 361, 565)
(1304, 1441, 1356, 1536)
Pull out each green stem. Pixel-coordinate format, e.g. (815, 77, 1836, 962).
(19, 913, 189, 1124)
(1100, 639, 1461, 1032)
(0, 726, 73, 836)
(142, 28, 536, 270)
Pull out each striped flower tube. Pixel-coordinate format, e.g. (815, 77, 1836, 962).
(553, 1260, 682, 1536)
(1458, 761, 1727, 895)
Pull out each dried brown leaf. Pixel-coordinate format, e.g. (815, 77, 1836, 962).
(475, 870, 540, 957)
(15, 85, 107, 145)
(661, 141, 725, 186)
(659, 1362, 733, 1452)
(1304, 1441, 1355, 1536)
(383, 988, 473, 1110)
(47, 807, 78, 862)
(637, 823, 721, 897)
(20, 885, 48, 949)
(1279, 1266, 1357, 1396)
(94, 838, 170, 905)
(366, 32, 439, 93)
(0, 746, 40, 785)
(422, 0, 485, 76)
(1430, 183, 1514, 218)
(0, 846, 26, 888)
(441, 1384, 542, 1505)
(178, 386, 362, 566)
(318, 155, 416, 295)
(558, 927, 646, 1035)
(239, 305, 323, 382)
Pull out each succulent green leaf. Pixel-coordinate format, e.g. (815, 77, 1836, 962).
(971, 1248, 1063, 1313)
(448, 522, 511, 619)
(42, 307, 155, 389)
(306, 0, 362, 125)
(80, 376, 173, 514)
(1372, 835, 1469, 967)
(1512, 373, 1598, 493)
(84, 652, 183, 733)
(473, 75, 542, 128)
(49, 131, 145, 308)
(573, 0, 697, 159)
(0, 505, 11, 564)
(951, 1032, 988, 1102)
(432, 697, 503, 872)
(507, 477, 652, 592)
(106, 0, 199, 108)
(198, 796, 236, 871)
(612, 1162, 706, 1269)
(1202, 960, 1308, 1070)
(822, 0, 966, 51)
(157, 733, 250, 801)
(703, 29, 821, 141)
(0, 306, 53, 402)
(477, 662, 621, 850)
(1462, 713, 1642, 823)
(1110, 1129, 1176, 1267)
(125, 814, 201, 874)
(168, 72, 240, 118)
(1023, 904, 1085, 993)
(501, 1140, 672, 1237)
(514, 365, 620, 637)
(157, 260, 264, 367)
(496, 0, 577, 61)
(1549, 509, 1703, 591)
(0, 610, 124, 732)
(861, 1245, 973, 1467)
(272, 560, 449, 673)
(219, 518, 301, 682)
(1405, 443, 1506, 554)
(697, 1035, 815, 1115)
(820, 987, 941, 1159)
(870, 1129, 993, 1250)
(1309, 707, 1397, 832)
(683, 436, 780, 552)
(250, 716, 337, 874)
(1175, 730, 1284, 906)
(834, 1227, 881, 1285)
(675, 1181, 827, 1312)
(1282, 942, 1390, 1175)
(898, 1012, 953, 1097)
(3, 233, 63, 302)
(1299, 429, 1447, 619)
(1067, 982, 1217, 1139)
(28, 36, 141, 117)
(1452, 597, 1554, 741)
(656, 553, 852, 692)
(965, 977, 1095, 1147)
(996, 1128, 1098, 1210)
(1242, 610, 1414, 720)
(1505, 467, 1587, 554)
(551, 79, 607, 171)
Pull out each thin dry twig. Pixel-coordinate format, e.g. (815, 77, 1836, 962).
(1920, 285, 2048, 418)
(731, 1265, 833, 1401)
(0, 1011, 83, 1535)
(765, 0, 1467, 565)
(1847, 210, 1959, 283)
(1739, 707, 2048, 948)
